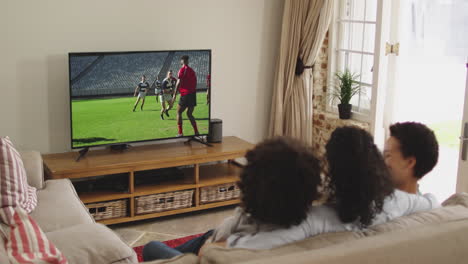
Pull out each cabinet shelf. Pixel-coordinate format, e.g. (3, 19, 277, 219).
(42, 136, 253, 225)
(198, 163, 241, 187)
(80, 191, 131, 204)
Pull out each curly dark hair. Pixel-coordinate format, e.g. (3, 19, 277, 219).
(389, 122, 439, 179)
(238, 137, 322, 227)
(325, 126, 394, 227)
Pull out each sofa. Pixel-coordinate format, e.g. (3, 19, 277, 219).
(0, 151, 138, 264)
(144, 194, 468, 264)
(3, 150, 468, 264)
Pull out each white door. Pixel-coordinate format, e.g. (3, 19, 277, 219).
(457, 63, 468, 193)
(383, 0, 468, 201)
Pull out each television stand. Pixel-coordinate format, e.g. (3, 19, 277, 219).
(185, 136, 213, 147)
(75, 147, 89, 162)
(42, 136, 253, 225)
(110, 144, 131, 151)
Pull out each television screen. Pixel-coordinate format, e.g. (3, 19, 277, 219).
(69, 50, 211, 149)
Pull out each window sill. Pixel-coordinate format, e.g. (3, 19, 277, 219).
(324, 106, 371, 123)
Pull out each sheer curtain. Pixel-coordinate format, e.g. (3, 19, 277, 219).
(269, 0, 334, 144)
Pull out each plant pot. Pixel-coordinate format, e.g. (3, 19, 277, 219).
(338, 104, 352, 119)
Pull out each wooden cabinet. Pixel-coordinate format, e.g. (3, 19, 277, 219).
(42, 136, 253, 225)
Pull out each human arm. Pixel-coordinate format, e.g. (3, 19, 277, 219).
(400, 191, 440, 215)
(134, 86, 139, 96)
(379, 190, 440, 224)
(171, 79, 180, 103)
(222, 206, 344, 250)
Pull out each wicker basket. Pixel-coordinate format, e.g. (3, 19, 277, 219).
(135, 189, 194, 215)
(86, 199, 128, 220)
(200, 182, 240, 204)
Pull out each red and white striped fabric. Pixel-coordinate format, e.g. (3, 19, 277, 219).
(0, 207, 68, 264)
(0, 137, 37, 213)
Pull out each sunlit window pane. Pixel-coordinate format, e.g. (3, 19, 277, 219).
(365, 0, 378, 22)
(360, 54, 374, 84)
(363, 24, 376, 53)
(350, 0, 366, 20)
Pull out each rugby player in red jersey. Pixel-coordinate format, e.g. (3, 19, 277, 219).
(171, 55, 199, 137)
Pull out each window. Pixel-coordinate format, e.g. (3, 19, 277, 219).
(328, 0, 378, 120)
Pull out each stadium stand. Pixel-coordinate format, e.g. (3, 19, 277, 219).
(71, 51, 210, 98)
(168, 51, 210, 89)
(71, 52, 167, 97)
(69, 55, 99, 80)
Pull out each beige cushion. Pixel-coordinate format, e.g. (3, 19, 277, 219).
(0, 235, 9, 264)
(442, 192, 468, 207)
(46, 223, 137, 264)
(202, 193, 468, 264)
(20, 150, 45, 190)
(365, 204, 468, 235)
(30, 179, 94, 232)
(201, 231, 363, 264)
(239, 220, 468, 264)
(142, 254, 199, 264)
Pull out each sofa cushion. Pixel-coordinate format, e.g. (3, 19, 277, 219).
(46, 223, 137, 264)
(366, 205, 468, 235)
(0, 136, 37, 213)
(238, 220, 468, 264)
(142, 254, 199, 264)
(442, 192, 468, 207)
(0, 238, 8, 264)
(0, 206, 67, 264)
(201, 231, 363, 264)
(30, 179, 94, 232)
(20, 150, 45, 190)
(364, 192, 468, 235)
(201, 193, 468, 264)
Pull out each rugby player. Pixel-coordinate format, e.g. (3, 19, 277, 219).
(172, 55, 199, 137)
(152, 76, 162, 103)
(159, 70, 177, 120)
(133, 75, 150, 111)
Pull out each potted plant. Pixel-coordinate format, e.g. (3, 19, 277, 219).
(330, 69, 361, 119)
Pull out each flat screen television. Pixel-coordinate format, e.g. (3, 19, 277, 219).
(68, 49, 211, 149)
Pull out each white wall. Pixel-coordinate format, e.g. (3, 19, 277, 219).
(0, 0, 284, 153)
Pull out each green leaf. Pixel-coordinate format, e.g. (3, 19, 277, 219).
(329, 68, 362, 105)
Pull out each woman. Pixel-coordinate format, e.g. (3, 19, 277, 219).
(221, 126, 439, 250)
(142, 137, 323, 261)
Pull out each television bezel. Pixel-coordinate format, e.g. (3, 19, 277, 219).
(68, 49, 212, 149)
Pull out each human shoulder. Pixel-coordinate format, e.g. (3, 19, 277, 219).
(381, 190, 440, 221)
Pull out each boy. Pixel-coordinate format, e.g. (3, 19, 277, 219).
(383, 122, 439, 194)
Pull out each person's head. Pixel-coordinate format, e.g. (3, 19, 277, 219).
(167, 70, 173, 79)
(238, 137, 322, 228)
(384, 122, 439, 190)
(180, 55, 189, 66)
(325, 126, 394, 227)
(141, 75, 146, 82)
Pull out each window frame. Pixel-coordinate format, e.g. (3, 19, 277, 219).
(326, 0, 378, 123)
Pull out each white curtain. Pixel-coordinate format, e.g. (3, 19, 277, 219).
(269, 0, 334, 144)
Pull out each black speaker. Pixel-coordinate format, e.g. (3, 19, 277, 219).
(208, 119, 223, 143)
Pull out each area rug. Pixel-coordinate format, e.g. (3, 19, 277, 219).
(133, 233, 203, 262)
